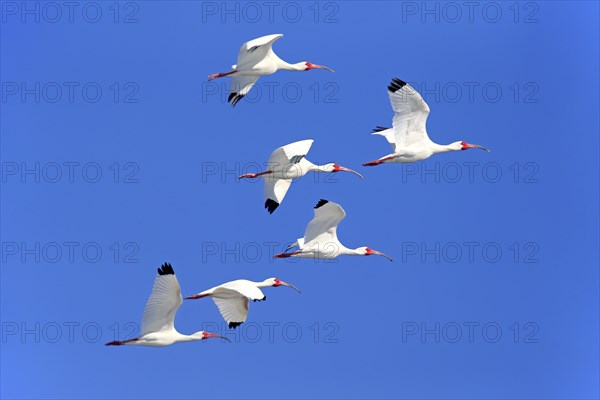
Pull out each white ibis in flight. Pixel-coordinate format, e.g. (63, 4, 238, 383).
(363, 78, 490, 166)
(208, 34, 334, 106)
(274, 200, 393, 261)
(105, 263, 229, 347)
(185, 278, 301, 329)
(239, 139, 363, 214)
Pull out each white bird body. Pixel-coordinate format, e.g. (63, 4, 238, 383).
(186, 278, 301, 329)
(274, 200, 393, 262)
(121, 330, 204, 347)
(267, 157, 322, 179)
(286, 239, 359, 260)
(363, 78, 490, 166)
(239, 139, 363, 214)
(105, 263, 227, 347)
(209, 34, 334, 106)
(264, 139, 317, 179)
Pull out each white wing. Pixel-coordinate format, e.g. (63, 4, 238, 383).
(388, 78, 431, 148)
(211, 283, 266, 327)
(140, 263, 182, 336)
(303, 200, 346, 246)
(264, 178, 292, 214)
(212, 297, 248, 328)
(236, 34, 284, 70)
(262, 140, 313, 213)
(267, 139, 314, 170)
(371, 126, 396, 152)
(220, 280, 266, 300)
(228, 75, 259, 107)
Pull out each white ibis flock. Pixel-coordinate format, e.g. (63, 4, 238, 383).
(108, 34, 490, 348)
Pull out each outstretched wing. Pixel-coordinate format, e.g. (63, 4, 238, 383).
(388, 78, 431, 148)
(236, 34, 284, 70)
(261, 140, 313, 214)
(140, 263, 182, 336)
(371, 126, 396, 152)
(220, 281, 266, 300)
(210, 284, 264, 329)
(267, 139, 314, 170)
(303, 199, 346, 246)
(228, 75, 260, 107)
(212, 284, 266, 328)
(212, 297, 248, 329)
(264, 178, 292, 214)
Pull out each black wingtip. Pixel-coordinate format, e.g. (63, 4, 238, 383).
(372, 126, 390, 133)
(158, 262, 174, 276)
(265, 199, 280, 214)
(228, 92, 244, 107)
(229, 322, 243, 329)
(314, 199, 329, 209)
(388, 78, 407, 93)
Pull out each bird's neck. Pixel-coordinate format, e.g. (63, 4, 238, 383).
(353, 247, 367, 256)
(256, 280, 273, 288)
(181, 332, 204, 342)
(336, 246, 359, 256)
(179, 336, 198, 343)
(308, 163, 328, 173)
(432, 142, 458, 154)
(279, 61, 306, 71)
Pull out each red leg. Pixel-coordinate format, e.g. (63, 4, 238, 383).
(239, 171, 273, 179)
(208, 70, 237, 80)
(274, 250, 301, 259)
(184, 293, 209, 300)
(363, 155, 397, 167)
(105, 337, 139, 346)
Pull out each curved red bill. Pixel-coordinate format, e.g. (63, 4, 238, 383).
(310, 64, 335, 73)
(462, 142, 491, 152)
(203, 332, 231, 342)
(280, 281, 302, 294)
(334, 165, 364, 179)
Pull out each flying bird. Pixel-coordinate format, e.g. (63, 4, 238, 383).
(239, 139, 363, 214)
(363, 78, 490, 166)
(209, 34, 334, 106)
(185, 278, 301, 329)
(274, 200, 393, 261)
(105, 263, 229, 347)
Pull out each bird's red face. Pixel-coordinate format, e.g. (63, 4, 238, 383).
(460, 141, 491, 152)
(304, 62, 335, 73)
(273, 278, 282, 287)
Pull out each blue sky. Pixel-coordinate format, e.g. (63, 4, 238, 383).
(1, 1, 599, 399)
